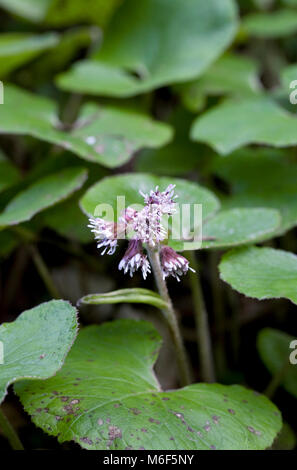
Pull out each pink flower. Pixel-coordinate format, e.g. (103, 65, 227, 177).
(88, 217, 118, 255)
(139, 184, 177, 215)
(160, 246, 195, 282)
(118, 240, 151, 279)
(132, 204, 167, 247)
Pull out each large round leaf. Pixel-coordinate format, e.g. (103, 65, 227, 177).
(171, 208, 280, 251)
(15, 320, 281, 450)
(219, 246, 297, 305)
(0, 300, 78, 404)
(79, 173, 220, 226)
(0, 85, 172, 168)
(0, 167, 87, 229)
(191, 96, 297, 155)
(258, 328, 297, 399)
(57, 0, 238, 97)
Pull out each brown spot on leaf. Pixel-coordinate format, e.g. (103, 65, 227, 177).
(108, 425, 122, 441)
(212, 415, 220, 424)
(70, 399, 80, 405)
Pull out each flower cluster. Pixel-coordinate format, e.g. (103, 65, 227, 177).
(88, 184, 194, 281)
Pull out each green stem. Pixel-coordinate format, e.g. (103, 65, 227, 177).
(0, 407, 24, 450)
(188, 252, 216, 383)
(147, 247, 192, 386)
(28, 245, 61, 299)
(210, 251, 227, 378)
(264, 359, 290, 399)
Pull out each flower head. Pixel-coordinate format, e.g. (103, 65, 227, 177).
(88, 217, 118, 255)
(132, 204, 167, 247)
(118, 239, 151, 279)
(160, 246, 195, 282)
(140, 184, 177, 215)
(88, 183, 193, 283)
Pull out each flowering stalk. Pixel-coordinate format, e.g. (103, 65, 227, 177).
(188, 252, 215, 383)
(0, 407, 24, 450)
(88, 184, 195, 386)
(146, 246, 192, 387)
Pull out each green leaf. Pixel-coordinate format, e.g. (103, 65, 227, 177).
(0, 299, 78, 404)
(171, 208, 281, 251)
(242, 9, 297, 38)
(0, 167, 87, 229)
(258, 328, 297, 399)
(0, 0, 122, 26)
(0, 151, 20, 194)
(0, 85, 172, 168)
(219, 246, 297, 305)
(79, 173, 220, 226)
(177, 54, 261, 112)
(191, 96, 297, 155)
(15, 319, 281, 450)
(79, 288, 168, 309)
(213, 148, 297, 234)
(56, 0, 238, 97)
(0, 32, 59, 77)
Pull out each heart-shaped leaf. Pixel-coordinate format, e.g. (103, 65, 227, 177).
(0, 167, 87, 229)
(79, 288, 168, 310)
(79, 173, 220, 232)
(171, 208, 280, 251)
(242, 9, 297, 38)
(56, 0, 238, 97)
(0, 299, 78, 404)
(191, 96, 297, 155)
(0, 85, 172, 168)
(15, 319, 281, 450)
(213, 149, 297, 234)
(0, 32, 59, 77)
(177, 54, 261, 112)
(219, 246, 297, 305)
(258, 328, 297, 399)
(0, 151, 20, 194)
